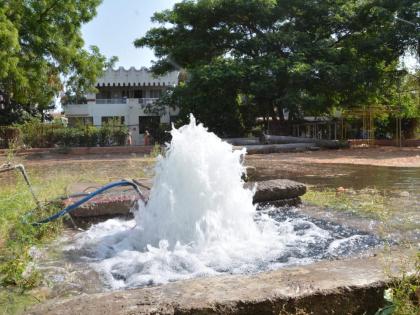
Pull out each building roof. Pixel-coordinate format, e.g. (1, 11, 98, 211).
(96, 67, 179, 87)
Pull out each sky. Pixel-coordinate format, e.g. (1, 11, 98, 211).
(82, 0, 179, 69)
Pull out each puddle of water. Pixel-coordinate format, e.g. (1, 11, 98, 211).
(249, 163, 420, 240)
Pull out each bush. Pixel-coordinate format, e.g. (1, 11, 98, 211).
(18, 119, 46, 148)
(113, 127, 129, 146)
(151, 123, 171, 144)
(0, 126, 21, 149)
(53, 128, 83, 147)
(99, 125, 113, 147)
(13, 120, 132, 148)
(79, 126, 99, 147)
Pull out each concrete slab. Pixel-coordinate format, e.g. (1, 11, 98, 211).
(27, 248, 416, 315)
(235, 143, 317, 155)
(65, 179, 307, 218)
(64, 179, 152, 218)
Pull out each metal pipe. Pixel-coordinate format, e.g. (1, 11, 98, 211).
(0, 163, 41, 208)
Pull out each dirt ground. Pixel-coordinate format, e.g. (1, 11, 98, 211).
(1, 146, 419, 169)
(247, 146, 420, 168)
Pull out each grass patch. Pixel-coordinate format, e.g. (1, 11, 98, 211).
(302, 187, 390, 220)
(303, 187, 419, 314)
(0, 289, 43, 315)
(0, 156, 155, 313)
(377, 253, 420, 315)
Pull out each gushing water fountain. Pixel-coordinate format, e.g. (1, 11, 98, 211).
(71, 115, 380, 290)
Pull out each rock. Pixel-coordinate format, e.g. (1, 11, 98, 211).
(336, 186, 347, 193)
(250, 179, 307, 203)
(399, 191, 410, 197)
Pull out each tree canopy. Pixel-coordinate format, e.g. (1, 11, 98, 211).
(0, 0, 110, 125)
(136, 0, 419, 135)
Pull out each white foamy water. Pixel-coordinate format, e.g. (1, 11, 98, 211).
(70, 116, 379, 289)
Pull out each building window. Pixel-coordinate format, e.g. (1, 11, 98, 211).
(96, 90, 111, 99)
(149, 89, 162, 98)
(68, 117, 93, 127)
(134, 90, 143, 98)
(101, 116, 125, 125)
(139, 116, 160, 134)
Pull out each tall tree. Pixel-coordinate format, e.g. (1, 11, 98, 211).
(0, 0, 109, 125)
(136, 0, 419, 134)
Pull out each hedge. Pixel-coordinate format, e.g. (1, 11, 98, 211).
(0, 120, 129, 149)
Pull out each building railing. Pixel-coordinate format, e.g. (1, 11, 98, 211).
(65, 98, 160, 105)
(136, 98, 159, 105)
(96, 98, 127, 104)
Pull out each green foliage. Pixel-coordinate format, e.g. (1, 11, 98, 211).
(18, 119, 56, 148)
(149, 123, 171, 144)
(0, 126, 20, 149)
(376, 254, 420, 315)
(52, 128, 82, 147)
(302, 187, 390, 220)
(155, 60, 247, 137)
(12, 122, 130, 148)
(389, 253, 420, 315)
(0, 184, 62, 291)
(0, 0, 113, 125)
(0, 155, 154, 313)
(0, 289, 41, 315)
(112, 127, 129, 146)
(148, 144, 163, 158)
(79, 126, 100, 147)
(98, 124, 112, 147)
(137, 0, 419, 134)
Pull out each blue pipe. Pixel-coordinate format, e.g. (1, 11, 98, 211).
(30, 180, 146, 226)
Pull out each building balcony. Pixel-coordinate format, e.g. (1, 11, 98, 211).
(65, 98, 159, 105)
(62, 98, 161, 116)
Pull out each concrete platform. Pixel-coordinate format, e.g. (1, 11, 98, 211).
(27, 248, 416, 315)
(235, 143, 318, 155)
(65, 179, 307, 218)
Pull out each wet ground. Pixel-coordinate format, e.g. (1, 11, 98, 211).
(33, 206, 384, 298)
(27, 151, 419, 303)
(248, 159, 420, 194)
(247, 158, 420, 243)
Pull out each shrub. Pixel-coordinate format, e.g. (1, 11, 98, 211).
(99, 125, 113, 147)
(113, 127, 129, 146)
(18, 119, 45, 148)
(0, 126, 21, 149)
(79, 126, 99, 147)
(151, 123, 171, 144)
(13, 121, 131, 148)
(53, 128, 83, 147)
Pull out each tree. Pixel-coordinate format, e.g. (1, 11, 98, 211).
(158, 59, 246, 137)
(136, 0, 419, 134)
(0, 0, 110, 125)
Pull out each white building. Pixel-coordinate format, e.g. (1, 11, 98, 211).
(62, 67, 179, 145)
